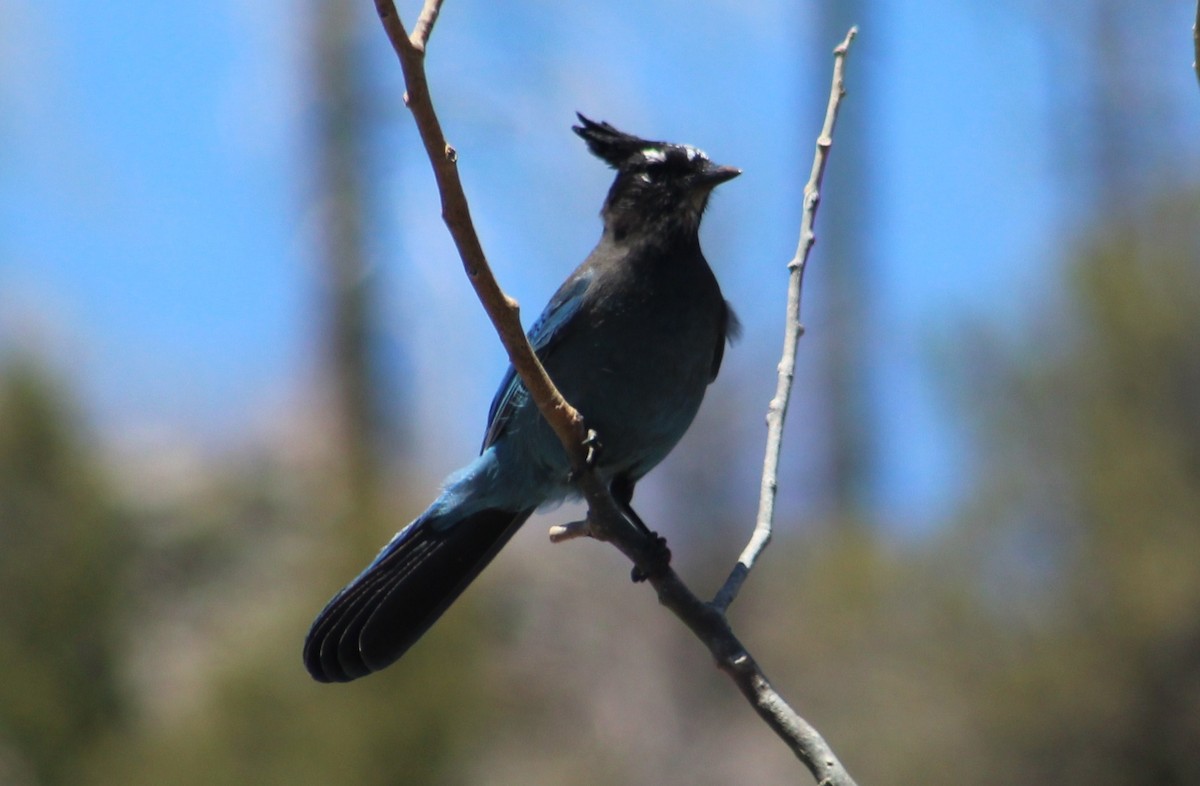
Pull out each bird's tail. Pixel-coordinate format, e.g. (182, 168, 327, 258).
(304, 505, 533, 682)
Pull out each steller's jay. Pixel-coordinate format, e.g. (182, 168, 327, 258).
(304, 114, 740, 682)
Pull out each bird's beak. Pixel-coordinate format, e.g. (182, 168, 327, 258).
(695, 163, 742, 189)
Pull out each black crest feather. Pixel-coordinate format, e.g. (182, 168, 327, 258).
(572, 113, 661, 170)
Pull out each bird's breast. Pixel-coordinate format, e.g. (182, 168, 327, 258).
(547, 258, 724, 477)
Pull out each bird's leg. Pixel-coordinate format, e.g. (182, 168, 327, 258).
(555, 429, 604, 541)
(558, 454, 673, 581)
(610, 475, 672, 583)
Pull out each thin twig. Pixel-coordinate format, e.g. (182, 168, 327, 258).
(373, 0, 588, 464)
(572, 472, 858, 785)
(371, 4, 859, 783)
(644, 562, 858, 785)
(1194, 0, 1199, 88)
(409, 0, 442, 51)
(713, 27, 858, 613)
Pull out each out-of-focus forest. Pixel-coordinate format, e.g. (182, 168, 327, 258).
(2, 1, 1199, 784)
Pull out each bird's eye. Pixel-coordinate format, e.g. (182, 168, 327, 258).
(635, 146, 701, 184)
(639, 159, 675, 182)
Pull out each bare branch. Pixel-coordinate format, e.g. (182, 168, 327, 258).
(643, 562, 859, 786)
(547, 519, 590, 543)
(371, 5, 860, 783)
(372, 0, 588, 465)
(409, 0, 442, 51)
(713, 26, 858, 613)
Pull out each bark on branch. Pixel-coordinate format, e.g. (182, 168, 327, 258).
(714, 27, 857, 612)
(372, 3, 859, 783)
(373, 0, 588, 462)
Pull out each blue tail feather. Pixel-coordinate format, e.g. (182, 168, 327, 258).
(304, 506, 533, 682)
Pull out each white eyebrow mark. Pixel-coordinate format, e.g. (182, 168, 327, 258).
(641, 147, 667, 163)
(683, 145, 707, 162)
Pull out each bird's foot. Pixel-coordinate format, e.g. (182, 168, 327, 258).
(630, 532, 672, 583)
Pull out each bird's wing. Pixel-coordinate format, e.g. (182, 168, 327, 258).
(482, 268, 595, 450)
(710, 299, 742, 382)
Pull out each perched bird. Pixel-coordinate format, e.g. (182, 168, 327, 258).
(304, 114, 740, 682)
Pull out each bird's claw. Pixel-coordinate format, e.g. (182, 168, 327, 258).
(582, 429, 602, 468)
(567, 429, 603, 483)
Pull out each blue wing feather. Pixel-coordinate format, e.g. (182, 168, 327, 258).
(482, 269, 594, 450)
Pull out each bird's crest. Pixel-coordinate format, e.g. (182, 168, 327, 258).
(573, 113, 670, 170)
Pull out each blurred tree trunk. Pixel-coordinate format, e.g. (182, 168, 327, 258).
(809, 2, 875, 529)
(313, 0, 385, 549)
(1041, 0, 1180, 217)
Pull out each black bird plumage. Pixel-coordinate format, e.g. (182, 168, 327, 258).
(303, 114, 740, 682)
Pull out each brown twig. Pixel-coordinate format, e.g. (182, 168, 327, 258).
(372, 3, 859, 783)
(373, 0, 588, 464)
(713, 26, 857, 613)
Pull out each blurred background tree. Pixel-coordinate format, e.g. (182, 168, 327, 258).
(0, 359, 133, 785)
(958, 189, 1200, 785)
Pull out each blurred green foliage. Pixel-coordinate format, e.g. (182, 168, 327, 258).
(0, 359, 133, 785)
(959, 189, 1200, 785)
(2, 190, 1198, 784)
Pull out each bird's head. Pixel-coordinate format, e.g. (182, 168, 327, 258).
(573, 113, 740, 242)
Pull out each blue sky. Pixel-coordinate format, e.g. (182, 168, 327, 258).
(2, 0, 1197, 533)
